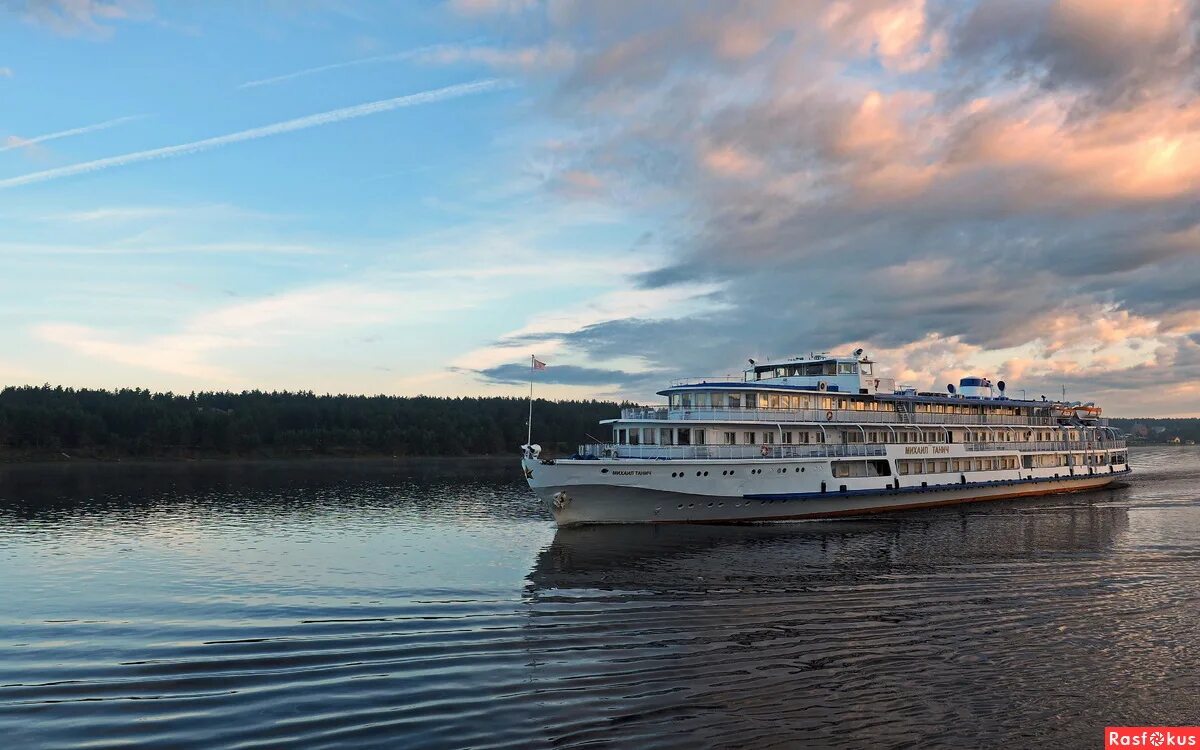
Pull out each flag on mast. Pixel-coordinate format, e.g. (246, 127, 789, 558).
(532, 357, 546, 371)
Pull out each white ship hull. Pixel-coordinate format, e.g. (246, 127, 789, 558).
(522, 452, 1129, 526)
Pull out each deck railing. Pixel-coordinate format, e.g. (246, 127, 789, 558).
(575, 443, 888, 461)
(618, 406, 1095, 427)
(573, 439, 1125, 461)
(965, 439, 1126, 452)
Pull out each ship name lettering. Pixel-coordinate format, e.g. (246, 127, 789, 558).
(905, 446, 950, 455)
(612, 470, 651, 476)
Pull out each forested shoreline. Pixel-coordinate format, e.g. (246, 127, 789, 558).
(0, 386, 626, 461)
(0, 385, 1195, 462)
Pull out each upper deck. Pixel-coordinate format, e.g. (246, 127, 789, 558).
(623, 352, 1106, 428)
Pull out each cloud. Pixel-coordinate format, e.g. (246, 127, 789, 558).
(414, 42, 575, 72)
(0, 66, 12, 78)
(447, 1, 1200, 414)
(448, 0, 537, 16)
(32, 277, 496, 383)
(474, 362, 659, 388)
(5, 0, 153, 37)
(0, 114, 144, 153)
(0, 79, 510, 189)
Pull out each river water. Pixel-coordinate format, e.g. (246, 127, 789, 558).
(0, 448, 1197, 749)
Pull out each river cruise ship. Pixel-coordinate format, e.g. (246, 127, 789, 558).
(521, 352, 1130, 526)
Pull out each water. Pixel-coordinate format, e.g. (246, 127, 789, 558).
(1, 448, 1197, 749)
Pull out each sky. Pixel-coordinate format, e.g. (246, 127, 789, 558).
(1, 0, 1198, 417)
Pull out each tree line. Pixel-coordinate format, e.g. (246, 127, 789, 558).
(0, 386, 627, 460)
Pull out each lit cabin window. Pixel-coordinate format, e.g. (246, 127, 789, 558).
(711, 392, 725, 408)
(768, 393, 780, 409)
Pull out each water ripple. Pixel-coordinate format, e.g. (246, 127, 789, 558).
(0, 449, 1198, 748)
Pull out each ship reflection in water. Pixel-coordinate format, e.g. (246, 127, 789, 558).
(0, 448, 1197, 749)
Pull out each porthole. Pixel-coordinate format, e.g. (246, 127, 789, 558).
(601, 468, 608, 473)
(677, 504, 684, 509)
(801, 467, 805, 472)
(688, 503, 695, 508)
(671, 472, 677, 477)
(707, 502, 714, 507)
(722, 470, 728, 475)
(718, 502, 724, 507)
(730, 470, 735, 475)
(696, 471, 702, 477)
(703, 471, 709, 477)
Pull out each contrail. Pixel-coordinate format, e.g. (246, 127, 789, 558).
(0, 115, 144, 153)
(237, 43, 474, 89)
(239, 51, 416, 90)
(0, 80, 508, 190)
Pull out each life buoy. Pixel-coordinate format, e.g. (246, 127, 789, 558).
(825, 410, 834, 421)
(760, 445, 770, 457)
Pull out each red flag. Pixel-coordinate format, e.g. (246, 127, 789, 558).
(532, 357, 546, 371)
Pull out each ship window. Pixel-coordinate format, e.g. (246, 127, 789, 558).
(629, 431, 640, 445)
(759, 393, 770, 408)
(676, 429, 690, 446)
(694, 430, 706, 445)
(617, 429, 627, 444)
(724, 431, 736, 445)
(680, 393, 692, 408)
(670, 394, 681, 407)
(710, 392, 725, 408)
(861, 362, 873, 375)
(745, 393, 756, 408)
(782, 431, 793, 444)
(769, 393, 780, 409)
(660, 429, 673, 445)
(728, 393, 741, 409)
(643, 428, 656, 445)
(838, 362, 857, 375)
(744, 431, 756, 444)
(764, 432, 776, 444)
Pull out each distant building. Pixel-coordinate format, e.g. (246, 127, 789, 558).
(1169, 436, 1182, 444)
